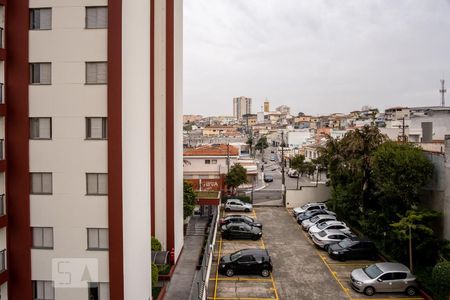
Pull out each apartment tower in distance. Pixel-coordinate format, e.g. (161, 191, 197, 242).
(5, 0, 183, 299)
(233, 96, 252, 120)
(264, 100, 270, 112)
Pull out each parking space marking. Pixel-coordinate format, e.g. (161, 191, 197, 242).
(209, 277, 273, 282)
(208, 297, 276, 300)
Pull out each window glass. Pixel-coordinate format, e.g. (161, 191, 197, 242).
(86, 62, 108, 84)
(30, 8, 52, 30)
(393, 272, 407, 280)
(380, 273, 393, 281)
(86, 7, 108, 29)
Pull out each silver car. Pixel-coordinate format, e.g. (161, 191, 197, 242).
(308, 220, 352, 237)
(350, 262, 418, 296)
(301, 214, 336, 231)
(293, 202, 328, 216)
(225, 199, 253, 212)
(311, 229, 351, 249)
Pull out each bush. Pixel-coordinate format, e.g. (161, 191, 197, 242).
(151, 263, 159, 287)
(432, 261, 450, 300)
(158, 264, 171, 275)
(151, 236, 162, 251)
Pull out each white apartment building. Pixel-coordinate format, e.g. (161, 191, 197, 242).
(5, 1, 183, 300)
(233, 96, 252, 120)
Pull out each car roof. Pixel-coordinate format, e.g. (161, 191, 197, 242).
(314, 214, 336, 219)
(240, 248, 269, 256)
(226, 222, 248, 227)
(376, 262, 410, 273)
(227, 199, 242, 202)
(323, 229, 349, 235)
(225, 215, 251, 219)
(321, 220, 346, 226)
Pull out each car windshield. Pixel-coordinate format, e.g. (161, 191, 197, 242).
(301, 204, 310, 209)
(243, 216, 253, 222)
(363, 265, 383, 279)
(230, 251, 242, 261)
(317, 223, 328, 229)
(338, 239, 355, 248)
(310, 216, 319, 222)
(318, 231, 327, 237)
(241, 224, 252, 230)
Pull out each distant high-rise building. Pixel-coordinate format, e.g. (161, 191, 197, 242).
(264, 101, 270, 112)
(276, 105, 291, 115)
(233, 96, 252, 120)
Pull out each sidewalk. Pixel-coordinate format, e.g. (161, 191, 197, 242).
(164, 216, 208, 300)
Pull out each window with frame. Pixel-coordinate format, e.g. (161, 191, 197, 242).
(30, 118, 52, 139)
(31, 173, 53, 194)
(86, 117, 107, 139)
(32, 227, 54, 249)
(30, 63, 52, 84)
(86, 173, 108, 195)
(32, 280, 55, 300)
(205, 160, 211, 164)
(211, 160, 218, 164)
(29, 8, 52, 30)
(86, 7, 108, 29)
(88, 282, 110, 300)
(87, 228, 109, 250)
(86, 62, 107, 84)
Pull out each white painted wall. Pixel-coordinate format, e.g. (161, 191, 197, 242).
(28, 2, 108, 299)
(285, 184, 331, 208)
(122, 0, 151, 298)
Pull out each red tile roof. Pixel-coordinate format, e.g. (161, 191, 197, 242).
(184, 144, 239, 157)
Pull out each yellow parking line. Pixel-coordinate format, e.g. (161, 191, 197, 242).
(208, 297, 276, 300)
(213, 237, 223, 300)
(319, 253, 352, 299)
(209, 277, 273, 282)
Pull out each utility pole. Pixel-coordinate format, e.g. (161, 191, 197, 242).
(399, 117, 409, 143)
(226, 142, 230, 173)
(281, 131, 286, 206)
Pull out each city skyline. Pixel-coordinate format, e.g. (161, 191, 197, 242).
(184, 0, 450, 116)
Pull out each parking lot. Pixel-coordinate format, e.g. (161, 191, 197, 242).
(208, 206, 426, 300)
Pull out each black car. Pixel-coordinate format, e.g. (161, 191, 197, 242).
(219, 248, 273, 277)
(328, 237, 378, 261)
(297, 209, 335, 223)
(221, 223, 262, 240)
(219, 215, 262, 229)
(264, 175, 274, 182)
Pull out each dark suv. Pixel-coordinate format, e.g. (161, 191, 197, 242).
(219, 248, 273, 277)
(328, 237, 378, 261)
(219, 215, 262, 229)
(221, 223, 262, 240)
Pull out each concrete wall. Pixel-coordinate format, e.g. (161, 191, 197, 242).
(422, 140, 450, 240)
(285, 184, 331, 208)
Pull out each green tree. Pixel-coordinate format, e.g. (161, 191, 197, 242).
(390, 209, 441, 272)
(183, 182, 197, 219)
(246, 134, 254, 157)
(432, 261, 450, 300)
(255, 136, 269, 155)
(225, 163, 248, 194)
(290, 154, 305, 189)
(372, 142, 434, 215)
(151, 236, 162, 251)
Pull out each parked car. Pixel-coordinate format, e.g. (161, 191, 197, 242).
(219, 248, 273, 277)
(219, 215, 262, 229)
(301, 214, 337, 231)
(287, 169, 299, 178)
(221, 223, 262, 240)
(350, 262, 418, 296)
(293, 202, 328, 216)
(328, 237, 378, 261)
(311, 229, 352, 249)
(308, 220, 352, 236)
(270, 155, 276, 161)
(263, 174, 274, 182)
(225, 199, 253, 212)
(296, 209, 336, 223)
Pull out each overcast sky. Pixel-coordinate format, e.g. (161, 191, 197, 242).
(183, 0, 450, 116)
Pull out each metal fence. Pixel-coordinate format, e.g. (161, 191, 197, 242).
(190, 206, 218, 300)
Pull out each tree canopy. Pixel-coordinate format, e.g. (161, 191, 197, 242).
(183, 182, 197, 219)
(225, 163, 248, 194)
(255, 136, 269, 152)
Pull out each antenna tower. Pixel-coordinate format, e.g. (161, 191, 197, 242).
(440, 79, 446, 107)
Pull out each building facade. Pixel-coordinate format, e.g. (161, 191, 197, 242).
(264, 101, 270, 112)
(233, 96, 252, 120)
(5, 1, 183, 299)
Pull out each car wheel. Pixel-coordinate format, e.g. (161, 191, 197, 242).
(364, 286, 375, 296)
(225, 268, 234, 277)
(405, 286, 417, 296)
(245, 208, 250, 212)
(261, 268, 270, 277)
(225, 208, 230, 212)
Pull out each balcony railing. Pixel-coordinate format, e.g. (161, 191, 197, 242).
(0, 194, 4, 216)
(0, 249, 6, 273)
(0, 139, 4, 160)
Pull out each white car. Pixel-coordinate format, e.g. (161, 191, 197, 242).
(311, 229, 351, 249)
(293, 202, 328, 217)
(225, 199, 253, 212)
(308, 221, 352, 237)
(301, 214, 336, 231)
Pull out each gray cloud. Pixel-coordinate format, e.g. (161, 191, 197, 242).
(184, 0, 450, 116)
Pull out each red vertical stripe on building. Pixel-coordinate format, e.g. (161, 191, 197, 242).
(6, 0, 33, 299)
(166, 0, 175, 252)
(150, 0, 155, 236)
(108, 1, 124, 299)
